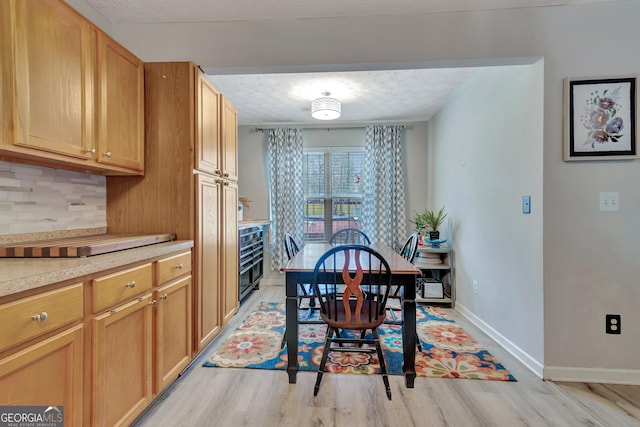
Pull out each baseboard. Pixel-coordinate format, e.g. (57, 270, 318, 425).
(455, 302, 544, 379)
(543, 366, 640, 384)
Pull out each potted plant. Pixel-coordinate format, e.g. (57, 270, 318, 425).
(411, 211, 429, 237)
(411, 205, 447, 241)
(424, 206, 447, 240)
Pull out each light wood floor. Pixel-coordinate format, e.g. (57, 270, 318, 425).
(132, 285, 640, 427)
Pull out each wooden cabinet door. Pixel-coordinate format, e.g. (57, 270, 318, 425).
(221, 181, 239, 324)
(221, 96, 238, 181)
(3, 0, 94, 161)
(0, 325, 83, 427)
(154, 276, 192, 394)
(195, 173, 222, 350)
(96, 30, 144, 174)
(92, 294, 152, 427)
(195, 69, 221, 175)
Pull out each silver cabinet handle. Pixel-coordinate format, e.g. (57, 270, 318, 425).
(87, 148, 96, 154)
(103, 151, 112, 158)
(149, 300, 157, 306)
(176, 263, 183, 270)
(161, 293, 169, 300)
(32, 312, 48, 322)
(125, 281, 136, 288)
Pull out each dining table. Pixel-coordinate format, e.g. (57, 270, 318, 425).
(280, 242, 422, 388)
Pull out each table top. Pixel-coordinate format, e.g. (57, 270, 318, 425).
(281, 242, 421, 275)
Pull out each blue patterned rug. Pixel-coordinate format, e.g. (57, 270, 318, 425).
(203, 302, 516, 381)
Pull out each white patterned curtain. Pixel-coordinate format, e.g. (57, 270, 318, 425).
(267, 128, 304, 270)
(362, 125, 407, 248)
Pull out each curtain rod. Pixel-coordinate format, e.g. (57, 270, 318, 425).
(254, 124, 407, 132)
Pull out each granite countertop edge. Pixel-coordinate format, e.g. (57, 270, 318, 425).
(0, 240, 194, 299)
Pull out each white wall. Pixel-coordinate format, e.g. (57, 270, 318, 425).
(428, 63, 544, 370)
(73, 0, 640, 382)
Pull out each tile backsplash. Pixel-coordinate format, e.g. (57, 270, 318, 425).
(0, 161, 106, 235)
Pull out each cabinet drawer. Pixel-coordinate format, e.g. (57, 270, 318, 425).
(0, 283, 83, 352)
(91, 263, 152, 313)
(156, 251, 192, 285)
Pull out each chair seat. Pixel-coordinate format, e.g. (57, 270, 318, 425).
(320, 299, 386, 330)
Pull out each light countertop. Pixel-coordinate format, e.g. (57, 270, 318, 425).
(0, 240, 193, 299)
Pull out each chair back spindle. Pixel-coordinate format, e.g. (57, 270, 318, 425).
(329, 228, 371, 245)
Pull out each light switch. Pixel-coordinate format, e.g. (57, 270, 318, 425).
(522, 195, 531, 214)
(599, 192, 619, 212)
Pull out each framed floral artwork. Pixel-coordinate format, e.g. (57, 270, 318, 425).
(563, 76, 637, 161)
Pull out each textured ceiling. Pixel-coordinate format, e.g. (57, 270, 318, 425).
(84, 0, 610, 24)
(208, 68, 483, 125)
(82, 0, 612, 125)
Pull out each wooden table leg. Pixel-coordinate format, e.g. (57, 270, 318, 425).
(285, 272, 299, 383)
(402, 275, 417, 388)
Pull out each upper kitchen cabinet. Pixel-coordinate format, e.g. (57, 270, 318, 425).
(95, 30, 145, 173)
(221, 95, 239, 182)
(194, 67, 238, 181)
(0, 0, 144, 176)
(195, 69, 221, 175)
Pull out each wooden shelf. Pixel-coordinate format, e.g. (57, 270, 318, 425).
(415, 247, 455, 308)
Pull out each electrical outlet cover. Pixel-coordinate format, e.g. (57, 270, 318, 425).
(605, 314, 621, 334)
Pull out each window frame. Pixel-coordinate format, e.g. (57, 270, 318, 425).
(302, 146, 364, 242)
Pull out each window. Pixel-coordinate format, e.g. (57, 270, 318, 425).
(303, 147, 364, 242)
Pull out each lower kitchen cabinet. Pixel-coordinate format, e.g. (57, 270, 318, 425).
(154, 275, 192, 394)
(0, 282, 84, 426)
(196, 173, 223, 350)
(0, 325, 84, 427)
(221, 180, 239, 325)
(91, 293, 153, 427)
(1, 245, 194, 427)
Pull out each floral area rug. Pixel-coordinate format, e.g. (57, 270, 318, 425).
(203, 302, 516, 381)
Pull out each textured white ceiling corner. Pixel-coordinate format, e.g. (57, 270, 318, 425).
(82, 0, 614, 126)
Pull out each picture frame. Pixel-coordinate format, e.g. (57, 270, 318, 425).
(563, 76, 638, 161)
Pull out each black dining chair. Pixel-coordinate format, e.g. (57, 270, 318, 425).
(311, 244, 393, 400)
(386, 233, 422, 350)
(329, 228, 371, 245)
(281, 233, 334, 348)
(284, 233, 300, 261)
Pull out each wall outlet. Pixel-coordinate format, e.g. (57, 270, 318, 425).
(605, 314, 621, 334)
(473, 280, 478, 295)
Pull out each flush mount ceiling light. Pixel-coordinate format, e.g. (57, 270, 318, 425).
(311, 91, 341, 120)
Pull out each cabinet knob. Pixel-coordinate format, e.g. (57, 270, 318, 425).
(176, 263, 183, 270)
(149, 300, 157, 306)
(214, 169, 221, 175)
(103, 151, 112, 158)
(32, 312, 48, 322)
(223, 181, 229, 186)
(87, 148, 96, 154)
(223, 172, 230, 178)
(125, 281, 136, 288)
(161, 293, 169, 300)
